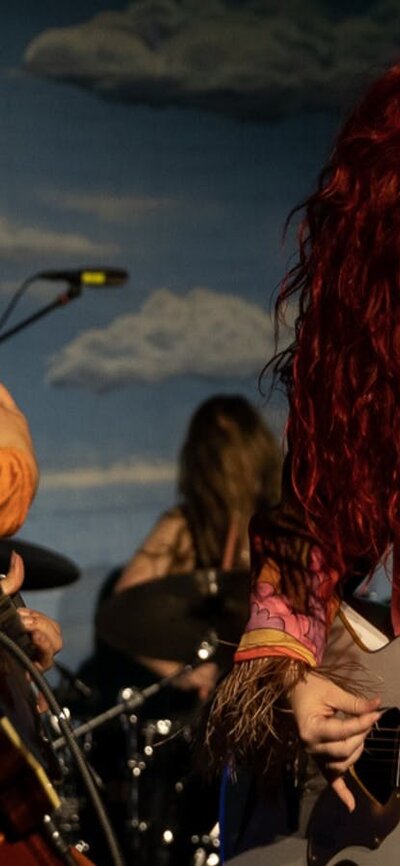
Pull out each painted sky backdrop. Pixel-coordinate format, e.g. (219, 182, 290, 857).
(0, 1, 393, 668)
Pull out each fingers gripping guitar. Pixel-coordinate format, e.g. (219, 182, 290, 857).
(289, 672, 382, 813)
(306, 610, 400, 866)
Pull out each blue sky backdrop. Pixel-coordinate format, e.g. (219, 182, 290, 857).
(0, 1, 393, 668)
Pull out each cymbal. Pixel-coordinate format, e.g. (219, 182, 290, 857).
(96, 568, 250, 663)
(0, 538, 80, 590)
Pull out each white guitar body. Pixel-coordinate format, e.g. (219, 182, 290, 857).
(307, 608, 400, 866)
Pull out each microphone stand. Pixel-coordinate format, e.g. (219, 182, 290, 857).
(0, 284, 82, 344)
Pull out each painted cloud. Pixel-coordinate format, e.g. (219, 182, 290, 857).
(40, 457, 176, 489)
(0, 215, 117, 260)
(40, 190, 179, 223)
(46, 286, 286, 389)
(24, 1, 400, 120)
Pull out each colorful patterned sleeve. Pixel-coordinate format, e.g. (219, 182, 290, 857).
(234, 513, 340, 668)
(206, 457, 341, 771)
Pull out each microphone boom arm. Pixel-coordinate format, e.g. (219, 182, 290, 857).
(0, 284, 81, 344)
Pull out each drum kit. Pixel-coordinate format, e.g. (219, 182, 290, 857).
(4, 538, 251, 866)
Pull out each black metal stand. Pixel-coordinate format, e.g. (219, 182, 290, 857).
(0, 285, 82, 344)
(51, 632, 218, 750)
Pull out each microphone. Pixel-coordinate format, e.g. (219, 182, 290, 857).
(37, 267, 128, 287)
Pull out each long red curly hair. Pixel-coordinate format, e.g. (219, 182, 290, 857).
(271, 63, 400, 578)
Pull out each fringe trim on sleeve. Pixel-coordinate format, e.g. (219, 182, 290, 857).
(205, 656, 308, 778)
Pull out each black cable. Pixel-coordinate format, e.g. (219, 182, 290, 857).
(0, 273, 39, 331)
(0, 629, 126, 866)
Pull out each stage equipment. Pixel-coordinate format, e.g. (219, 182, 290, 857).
(0, 266, 129, 343)
(95, 568, 250, 662)
(51, 641, 220, 866)
(37, 268, 128, 286)
(0, 538, 80, 589)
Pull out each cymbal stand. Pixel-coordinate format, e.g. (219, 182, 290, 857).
(118, 632, 217, 866)
(51, 631, 218, 751)
(50, 634, 218, 864)
(54, 660, 93, 699)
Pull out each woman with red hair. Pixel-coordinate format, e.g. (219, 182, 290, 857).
(208, 63, 400, 844)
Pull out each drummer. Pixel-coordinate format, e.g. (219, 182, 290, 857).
(86, 395, 280, 866)
(114, 393, 282, 700)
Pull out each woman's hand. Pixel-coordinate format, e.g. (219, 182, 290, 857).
(288, 671, 381, 812)
(2, 550, 62, 671)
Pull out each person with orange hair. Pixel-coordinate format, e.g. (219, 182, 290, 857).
(0, 382, 39, 537)
(208, 62, 400, 858)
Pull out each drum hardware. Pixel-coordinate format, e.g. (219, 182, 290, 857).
(51, 684, 160, 752)
(120, 697, 222, 866)
(53, 574, 230, 866)
(54, 661, 93, 699)
(51, 631, 218, 753)
(91, 566, 249, 864)
(95, 568, 250, 662)
(122, 710, 149, 850)
(62, 635, 216, 865)
(121, 710, 195, 863)
(192, 849, 220, 866)
(43, 709, 102, 850)
(74, 840, 91, 856)
(191, 823, 220, 866)
(142, 718, 193, 752)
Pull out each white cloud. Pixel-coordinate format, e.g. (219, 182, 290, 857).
(40, 457, 176, 489)
(23, 1, 400, 120)
(46, 286, 283, 389)
(41, 190, 179, 223)
(0, 215, 117, 259)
